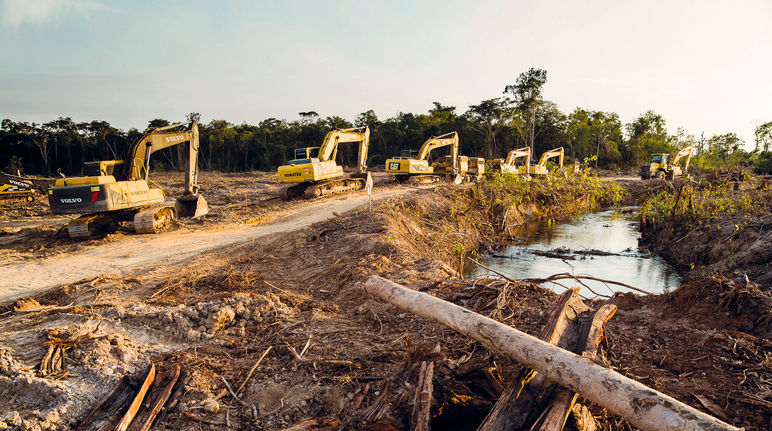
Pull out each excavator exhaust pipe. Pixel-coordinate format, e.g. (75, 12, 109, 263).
(175, 194, 208, 218)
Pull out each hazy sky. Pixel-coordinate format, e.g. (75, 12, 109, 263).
(1, 0, 770, 147)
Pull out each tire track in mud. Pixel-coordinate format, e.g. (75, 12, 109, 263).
(0, 188, 413, 304)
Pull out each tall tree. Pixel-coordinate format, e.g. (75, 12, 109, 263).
(504, 68, 548, 154)
(755, 121, 772, 152)
(466, 98, 508, 159)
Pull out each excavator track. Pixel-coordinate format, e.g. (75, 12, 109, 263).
(134, 206, 176, 234)
(66, 214, 103, 239)
(305, 177, 365, 198)
(406, 175, 442, 186)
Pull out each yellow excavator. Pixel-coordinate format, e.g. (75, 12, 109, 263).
(639, 145, 694, 180)
(384, 131, 459, 184)
(47, 121, 208, 239)
(520, 147, 564, 176)
(488, 147, 531, 176)
(1, 171, 53, 202)
(277, 126, 370, 199)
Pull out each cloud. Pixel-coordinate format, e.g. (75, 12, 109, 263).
(0, 0, 116, 27)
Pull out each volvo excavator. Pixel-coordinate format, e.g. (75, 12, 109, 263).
(277, 126, 370, 199)
(488, 147, 531, 176)
(639, 146, 694, 180)
(520, 147, 564, 176)
(384, 131, 460, 184)
(47, 121, 208, 239)
(1, 171, 53, 202)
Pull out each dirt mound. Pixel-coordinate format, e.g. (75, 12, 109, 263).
(656, 277, 772, 338)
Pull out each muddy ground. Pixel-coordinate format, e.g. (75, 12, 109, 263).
(0, 173, 770, 430)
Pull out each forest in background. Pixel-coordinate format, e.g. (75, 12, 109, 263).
(2, 68, 771, 176)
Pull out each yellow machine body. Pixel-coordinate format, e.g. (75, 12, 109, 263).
(385, 132, 458, 180)
(519, 147, 564, 176)
(639, 146, 693, 180)
(277, 127, 370, 198)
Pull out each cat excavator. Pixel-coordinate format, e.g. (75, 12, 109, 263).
(488, 147, 531, 176)
(47, 120, 208, 239)
(520, 147, 564, 176)
(384, 131, 459, 184)
(277, 126, 370, 199)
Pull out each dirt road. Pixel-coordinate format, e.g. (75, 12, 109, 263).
(0, 188, 412, 304)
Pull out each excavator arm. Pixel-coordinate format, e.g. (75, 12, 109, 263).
(126, 121, 201, 196)
(537, 147, 564, 169)
(504, 147, 531, 167)
(671, 145, 694, 171)
(318, 127, 370, 173)
(416, 132, 459, 167)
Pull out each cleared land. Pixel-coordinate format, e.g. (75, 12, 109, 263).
(0, 171, 769, 430)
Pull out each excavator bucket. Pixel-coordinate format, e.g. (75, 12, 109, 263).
(175, 195, 208, 218)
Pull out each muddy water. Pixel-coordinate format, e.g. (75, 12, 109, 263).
(474, 209, 681, 297)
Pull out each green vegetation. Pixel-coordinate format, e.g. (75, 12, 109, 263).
(1, 68, 770, 176)
(640, 179, 770, 233)
(482, 169, 626, 216)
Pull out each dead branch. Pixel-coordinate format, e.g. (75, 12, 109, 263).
(236, 346, 272, 395)
(410, 361, 433, 431)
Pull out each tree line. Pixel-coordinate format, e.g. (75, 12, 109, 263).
(2, 68, 771, 176)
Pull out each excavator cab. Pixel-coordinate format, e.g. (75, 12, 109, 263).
(82, 160, 126, 179)
(294, 147, 320, 160)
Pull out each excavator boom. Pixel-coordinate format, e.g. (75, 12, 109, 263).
(416, 132, 459, 162)
(505, 147, 531, 166)
(317, 127, 370, 173)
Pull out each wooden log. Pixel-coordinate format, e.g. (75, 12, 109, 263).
(115, 362, 156, 431)
(127, 364, 181, 431)
(410, 361, 434, 431)
(364, 275, 740, 431)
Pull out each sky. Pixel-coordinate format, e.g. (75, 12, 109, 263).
(1, 0, 771, 147)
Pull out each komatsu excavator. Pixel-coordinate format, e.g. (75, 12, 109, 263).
(384, 131, 459, 184)
(47, 121, 208, 239)
(277, 126, 370, 199)
(520, 147, 564, 176)
(488, 147, 531, 176)
(639, 145, 694, 180)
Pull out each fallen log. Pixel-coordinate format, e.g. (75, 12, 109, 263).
(364, 275, 739, 431)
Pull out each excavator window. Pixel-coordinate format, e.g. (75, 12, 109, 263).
(651, 154, 664, 163)
(294, 147, 320, 160)
(287, 158, 313, 166)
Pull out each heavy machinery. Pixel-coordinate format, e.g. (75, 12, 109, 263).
(639, 146, 694, 180)
(487, 147, 531, 176)
(520, 147, 564, 176)
(384, 131, 459, 184)
(0, 171, 53, 202)
(277, 126, 370, 199)
(467, 157, 486, 180)
(47, 121, 208, 239)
